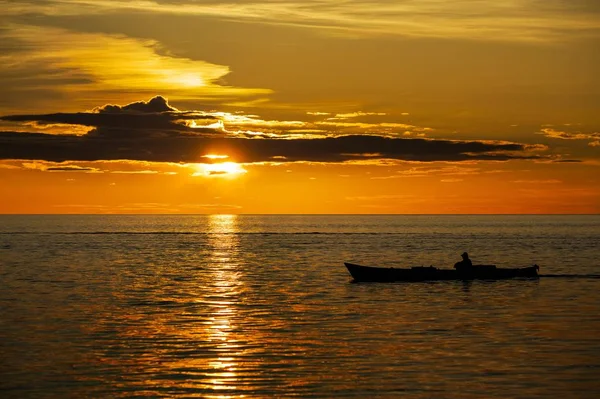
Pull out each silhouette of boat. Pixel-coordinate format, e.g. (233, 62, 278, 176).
(345, 262, 539, 282)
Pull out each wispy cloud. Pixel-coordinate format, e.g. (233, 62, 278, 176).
(51, 201, 242, 213)
(345, 194, 418, 201)
(539, 127, 600, 147)
(511, 179, 562, 184)
(10, 159, 185, 174)
(2, 0, 597, 42)
(21, 162, 102, 173)
(440, 178, 464, 183)
(329, 112, 387, 119)
(370, 165, 499, 179)
(0, 24, 271, 112)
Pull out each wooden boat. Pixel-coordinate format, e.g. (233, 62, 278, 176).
(345, 262, 539, 282)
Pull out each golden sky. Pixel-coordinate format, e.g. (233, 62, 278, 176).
(0, 0, 599, 213)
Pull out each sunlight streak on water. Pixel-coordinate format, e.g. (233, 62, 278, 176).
(204, 214, 243, 397)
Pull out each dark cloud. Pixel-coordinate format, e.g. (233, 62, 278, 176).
(46, 166, 97, 171)
(96, 96, 178, 113)
(1, 96, 218, 136)
(0, 96, 543, 164)
(552, 159, 582, 163)
(0, 130, 540, 163)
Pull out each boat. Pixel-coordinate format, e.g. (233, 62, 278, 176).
(344, 262, 539, 282)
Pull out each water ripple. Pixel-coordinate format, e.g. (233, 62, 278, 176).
(1, 215, 599, 398)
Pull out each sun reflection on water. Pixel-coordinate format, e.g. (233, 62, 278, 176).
(204, 214, 242, 398)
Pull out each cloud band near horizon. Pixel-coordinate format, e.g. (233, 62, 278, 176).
(0, 96, 543, 164)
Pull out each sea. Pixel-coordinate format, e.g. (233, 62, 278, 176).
(1, 214, 599, 398)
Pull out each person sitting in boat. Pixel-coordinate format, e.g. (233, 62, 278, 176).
(454, 252, 473, 270)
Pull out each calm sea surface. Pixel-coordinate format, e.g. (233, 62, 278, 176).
(1, 215, 599, 398)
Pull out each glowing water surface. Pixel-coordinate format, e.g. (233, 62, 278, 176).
(1, 215, 599, 398)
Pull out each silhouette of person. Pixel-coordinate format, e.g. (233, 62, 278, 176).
(454, 252, 473, 270)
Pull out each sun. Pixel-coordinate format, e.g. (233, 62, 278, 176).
(192, 162, 247, 177)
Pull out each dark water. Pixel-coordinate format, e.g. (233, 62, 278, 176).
(1, 215, 599, 398)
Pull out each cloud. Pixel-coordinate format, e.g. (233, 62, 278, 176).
(330, 111, 387, 119)
(369, 165, 498, 179)
(345, 194, 417, 201)
(20, 161, 101, 173)
(110, 170, 159, 174)
(538, 127, 600, 151)
(539, 127, 600, 142)
(551, 159, 583, 163)
(7, 96, 428, 139)
(1, 159, 195, 175)
(2, 96, 221, 137)
(0, 24, 271, 112)
(95, 96, 179, 114)
(511, 179, 562, 184)
(50, 202, 243, 213)
(0, 96, 545, 164)
(3, 0, 597, 42)
(440, 178, 464, 183)
(0, 130, 541, 164)
(46, 165, 99, 172)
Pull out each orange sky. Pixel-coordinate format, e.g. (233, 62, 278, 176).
(1, 1, 599, 214)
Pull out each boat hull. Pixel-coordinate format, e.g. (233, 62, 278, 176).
(344, 263, 539, 282)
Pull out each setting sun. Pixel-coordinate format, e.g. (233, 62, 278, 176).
(193, 162, 247, 177)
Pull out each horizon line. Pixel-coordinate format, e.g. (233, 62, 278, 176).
(1, 213, 599, 216)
